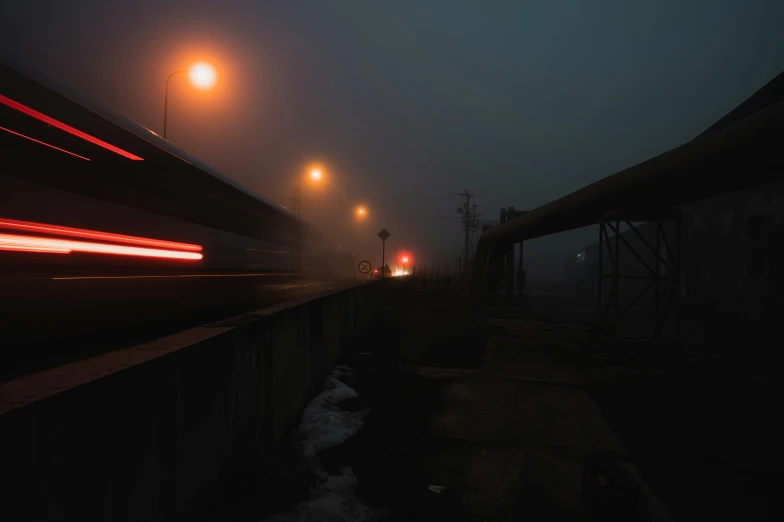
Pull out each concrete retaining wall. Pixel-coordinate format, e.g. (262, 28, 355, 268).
(0, 281, 383, 521)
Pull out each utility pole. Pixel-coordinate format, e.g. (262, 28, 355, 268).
(456, 189, 481, 276)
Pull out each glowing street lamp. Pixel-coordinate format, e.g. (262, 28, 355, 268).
(163, 61, 218, 139)
(296, 165, 325, 275)
(348, 205, 369, 261)
(188, 62, 217, 90)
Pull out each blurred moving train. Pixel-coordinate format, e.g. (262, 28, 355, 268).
(0, 57, 318, 277)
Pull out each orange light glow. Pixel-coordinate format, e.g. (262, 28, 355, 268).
(0, 233, 203, 260)
(188, 61, 217, 90)
(402, 256, 409, 263)
(0, 218, 202, 252)
(0, 94, 144, 161)
(310, 168, 323, 181)
(0, 125, 91, 161)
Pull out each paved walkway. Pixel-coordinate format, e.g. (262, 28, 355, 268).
(334, 280, 672, 521)
(213, 279, 775, 521)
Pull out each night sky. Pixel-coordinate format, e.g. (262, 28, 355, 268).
(3, 1, 784, 273)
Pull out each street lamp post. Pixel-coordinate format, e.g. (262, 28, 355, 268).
(296, 167, 323, 276)
(162, 61, 217, 139)
(348, 205, 367, 265)
(163, 70, 184, 139)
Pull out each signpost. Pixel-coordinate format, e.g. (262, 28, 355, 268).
(358, 260, 371, 281)
(377, 228, 390, 279)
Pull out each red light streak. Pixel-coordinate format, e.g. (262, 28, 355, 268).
(0, 244, 71, 254)
(0, 125, 91, 161)
(0, 94, 144, 161)
(53, 272, 296, 280)
(0, 233, 203, 260)
(0, 218, 202, 252)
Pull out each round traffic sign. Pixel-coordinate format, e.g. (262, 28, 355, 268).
(358, 260, 372, 274)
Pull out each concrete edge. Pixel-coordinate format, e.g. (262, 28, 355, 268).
(0, 280, 372, 414)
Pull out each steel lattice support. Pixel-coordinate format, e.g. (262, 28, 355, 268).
(594, 210, 682, 346)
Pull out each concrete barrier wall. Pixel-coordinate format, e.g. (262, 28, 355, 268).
(0, 281, 384, 521)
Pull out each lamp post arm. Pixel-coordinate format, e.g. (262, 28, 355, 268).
(163, 70, 184, 139)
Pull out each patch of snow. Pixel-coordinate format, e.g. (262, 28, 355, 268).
(260, 466, 388, 522)
(293, 365, 369, 460)
(260, 365, 388, 522)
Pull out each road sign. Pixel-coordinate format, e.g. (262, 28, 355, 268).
(377, 228, 390, 278)
(358, 260, 372, 274)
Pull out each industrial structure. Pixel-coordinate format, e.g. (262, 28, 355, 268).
(456, 189, 481, 276)
(475, 69, 784, 347)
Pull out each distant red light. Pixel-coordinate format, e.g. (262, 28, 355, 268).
(0, 125, 91, 161)
(0, 94, 144, 161)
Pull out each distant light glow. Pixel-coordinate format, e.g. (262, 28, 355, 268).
(310, 168, 323, 181)
(402, 256, 409, 263)
(189, 61, 217, 90)
(0, 94, 144, 160)
(0, 218, 202, 252)
(0, 125, 91, 161)
(393, 269, 409, 277)
(0, 233, 203, 260)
